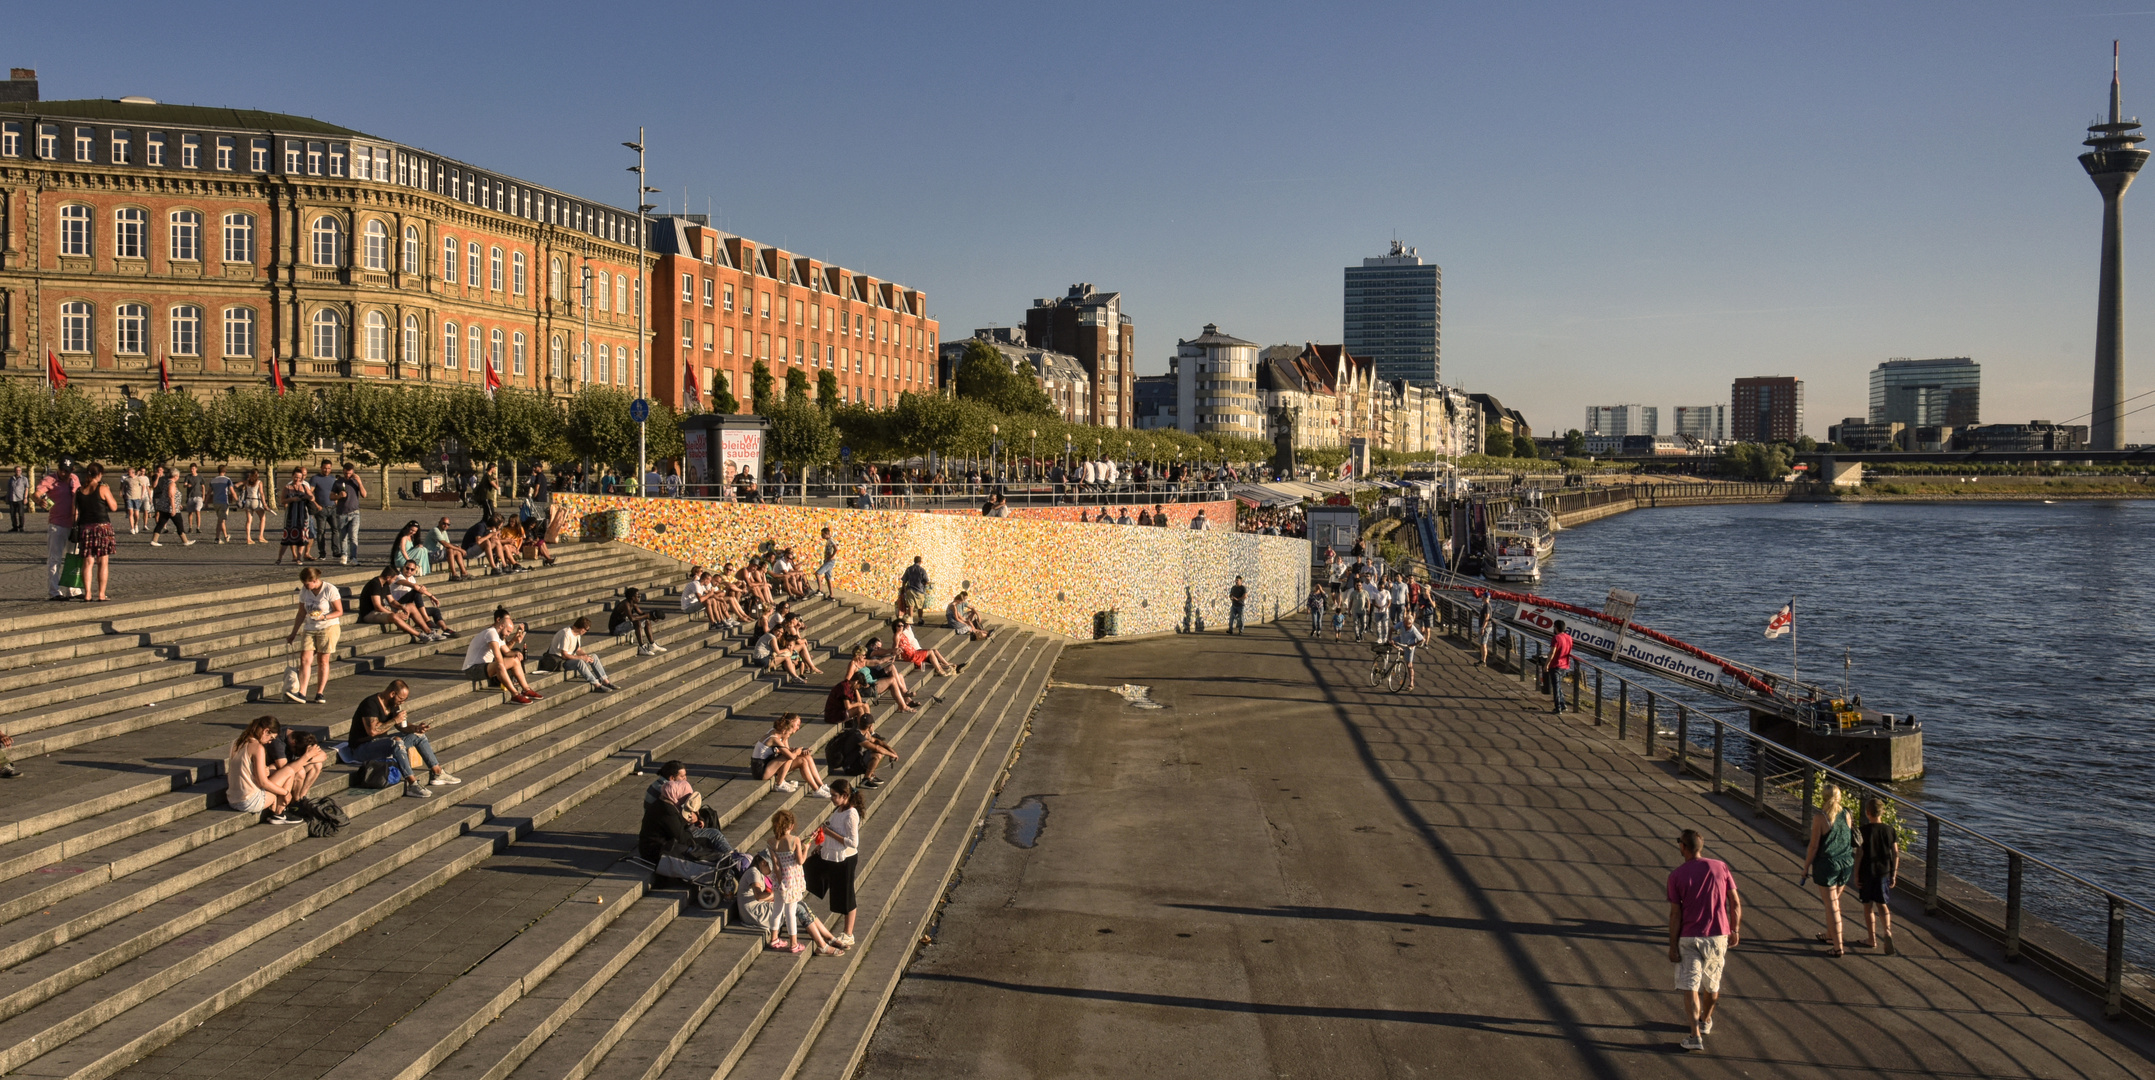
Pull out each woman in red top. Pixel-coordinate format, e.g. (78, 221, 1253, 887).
(891, 619, 959, 677)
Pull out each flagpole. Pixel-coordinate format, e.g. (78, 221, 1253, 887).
(1789, 595, 1800, 686)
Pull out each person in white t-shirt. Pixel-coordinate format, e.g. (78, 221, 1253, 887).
(818, 780, 863, 948)
(464, 607, 539, 703)
(547, 616, 616, 692)
(283, 568, 343, 704)
(1366, 579, 1391, 643)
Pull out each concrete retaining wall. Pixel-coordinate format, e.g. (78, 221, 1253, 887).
(557, 494, 1308, 640)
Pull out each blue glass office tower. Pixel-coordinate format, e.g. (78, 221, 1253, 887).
(1344, 241, 1441, 388)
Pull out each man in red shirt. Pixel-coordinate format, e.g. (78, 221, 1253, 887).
(1542, 618, 1574, 714)
(1666, 829, 1742, 1052)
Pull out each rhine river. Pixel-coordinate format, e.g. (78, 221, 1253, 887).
(1541, 498, 2155, 939)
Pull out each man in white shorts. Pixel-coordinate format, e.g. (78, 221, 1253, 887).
(1666, 829, 1742, 1052)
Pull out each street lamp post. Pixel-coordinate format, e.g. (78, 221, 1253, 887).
(1029, 429, 1037, 482)
(625, 129, 658, 497)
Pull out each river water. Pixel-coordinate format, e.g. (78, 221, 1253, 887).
(1540, 499, 2155, 932)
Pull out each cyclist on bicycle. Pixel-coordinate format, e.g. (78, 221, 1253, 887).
(1394, 611, 1427, 692)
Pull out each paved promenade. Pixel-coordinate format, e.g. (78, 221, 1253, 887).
(862, 622, 2155, 1078)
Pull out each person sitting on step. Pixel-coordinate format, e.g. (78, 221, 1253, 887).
(465, 608, 540, 703)
(226, 716, 310, 824)
(349, 680, 461, 796)
(264, 728, 330, 804)
(945, 590, 992, 642)
(892, 618, 959, 677)
(750, 713, 830, 797)
(610, 588, 664, 656)
(358, 565, 442, 644)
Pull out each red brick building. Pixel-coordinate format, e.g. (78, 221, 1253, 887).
(647, 217, 937, 412)
(1024, 284, 1134, 427)
(0, 75, 933, 412)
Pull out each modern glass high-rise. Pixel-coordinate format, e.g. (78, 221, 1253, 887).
(1584, 404, 1657, 436)
(1344, 241, 1441, 387)
(1868, 357, 1980, 428)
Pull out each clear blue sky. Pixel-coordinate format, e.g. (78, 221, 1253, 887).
(15, 1, 2155, 439)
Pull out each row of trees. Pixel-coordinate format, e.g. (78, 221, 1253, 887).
(0, 379, 686, 506)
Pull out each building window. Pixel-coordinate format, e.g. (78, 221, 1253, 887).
(550, 258, 563, 301)
(550, 334, 563, 378)
(579, 342, 591, 385)
(467, 242, 481, 287)
(145, 132, 163, 166)
(112, 207, 146, 259)
(682, 273, 694, 302)
(402, 226, 420, 274)
(490, 328, 505, 372)
(180, 134, 199, 168)
(224, 307, 255, 357)
(58, 204, 91, 257)
(704, 278, 714, 306)
(61, 301, 92, 353)
(37, 124, 58, 159)
(469, 325, 483, 373)
(597, 273, 611, 312)
(704, 323, 714, 352)
(724, 326, 734, 354)
(513, 331, 526, 376)
(163, 304, 202, 357)
(327, 143, 345, 177)
(443, 322, 460, 369)
(222, 213, 254, 263)
(597, 344, 611, 385)
(312, 309, 343, 359)
(0, 121, 18, 156)
(404, 315, 421, 367)
(442, 237, 458, 282)
(362, 220, 387, 270)
(365, 311, 388, 361)
(249, 138, 268, 172)
(310, 216, 344, 267)
(512, 252, 526, 295)
(489, 246, 504, 291)
(618, 275, 630, 314)
(168, 211, 201, 261)
(760, 292, 770, 318)
(305, 141, 324, 175)
(74, 126, 94, 163)
(115, 304, 147, 354)
(724, 284, 734, 312)
(759, 333, 770, 359)
(213, 136, 233, 169)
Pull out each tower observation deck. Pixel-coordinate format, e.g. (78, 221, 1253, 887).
(2081, 42, 2149, 451)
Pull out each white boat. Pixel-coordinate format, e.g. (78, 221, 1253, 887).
(1485, 508, 1556, 583)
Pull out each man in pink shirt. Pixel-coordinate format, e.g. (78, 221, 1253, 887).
(1666, 829, 1742, 1052)
(35, 462, 79, 601)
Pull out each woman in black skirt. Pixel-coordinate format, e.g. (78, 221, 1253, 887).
(811, 779, 863, 948)
(73, 464, 120, 602)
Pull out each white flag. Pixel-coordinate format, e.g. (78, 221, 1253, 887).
(1764, 604, 1793, 639)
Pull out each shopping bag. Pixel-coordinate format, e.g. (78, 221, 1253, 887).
(281, 647, 306, 700)
(58, 552, 86, 597)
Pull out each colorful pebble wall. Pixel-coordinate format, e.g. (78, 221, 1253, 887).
(926, 500, 1233, 526)
(558, 494, 1309, 639)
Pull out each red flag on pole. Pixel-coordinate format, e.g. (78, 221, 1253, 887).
(1764, 603, 1793, 638)
(484, 357, 503, 397)
(158, 354, 172, 394)
(271, 351, 287, 395)
(46, 349, 68, 390)
(684, 363, 700, 408)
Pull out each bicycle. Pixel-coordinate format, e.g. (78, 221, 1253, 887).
(1367, 641, 1408, 693)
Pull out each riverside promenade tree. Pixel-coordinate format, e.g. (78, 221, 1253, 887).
(952, 339, 1056, 416)
(323, 384, 445, 508)
(766, 396, 840, 501)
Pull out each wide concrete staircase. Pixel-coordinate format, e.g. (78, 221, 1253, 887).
(0, 538, 1058, 1080)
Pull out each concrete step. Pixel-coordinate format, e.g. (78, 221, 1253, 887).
(301, 626, 1020, 1080)
(706, 636, 1055, 1080)
(0, 634, 144, 683)
(0, 591, 861, 851)
(782, 640, 1061, 1080)
(569, 632, 1037, 1080)
(0, 612, 808, 1079)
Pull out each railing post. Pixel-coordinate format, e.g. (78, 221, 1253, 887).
(1644, 692, 1658, 757)
(1570, 666, 1581, 712)
(1617, 680, 1629, 741)
(1801, 769, 1816, 834)
(2107, 897, 2126, 1018)
(1593, 670, 1603, 725)
(1751, 736, 1766, 816)
(1711, 719, 1724, 794)
(2005, 852, 2024, 961)
(1924, 815, 1941, 914)
(1675, 704, 1689, 774)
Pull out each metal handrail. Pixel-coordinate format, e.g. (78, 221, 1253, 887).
(1407, 561, 2150, 1017)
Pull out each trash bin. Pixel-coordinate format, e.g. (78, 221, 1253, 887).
(606, 508, 631, 541)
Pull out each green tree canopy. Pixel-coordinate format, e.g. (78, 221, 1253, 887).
(783, 367, 811, 404)
(816, 369, 841, 411)
(1483, 426, 1513, 458)
(1563, 428, 1587, 457)
(712, 369, 739, 415)
(952, 339, 1055, 416)
(766, 395, 841, 476)
(750, 361, 775, 414)
(565, 386, 636, 471)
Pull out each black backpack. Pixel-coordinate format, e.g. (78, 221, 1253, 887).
(825, 729, 867, 777)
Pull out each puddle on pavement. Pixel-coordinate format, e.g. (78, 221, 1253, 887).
(1002, 795, 1049, 848)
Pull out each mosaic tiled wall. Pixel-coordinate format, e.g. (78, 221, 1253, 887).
(926, 500, 1233, 527)
(558, 494, 1308, 639)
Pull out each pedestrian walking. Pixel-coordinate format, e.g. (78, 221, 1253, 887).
(1476, 592, 1496, 667)
(1543, 618, 1574, 713)
(817, 527, 838, 600)
(147, 466, 193, 546)
(1394, 612, 1426, 692)
(6, 465, 29, 532)
(1855, 797, 1900, 954)
(332, 462, 367, 566)
(1666, 829, 1742, 1053)
(206, 465, 235, 543)
(124, 466, 149, 533)
(1228, 576, 1248, 634)
(305, 460, 339, 561)
(1802, 782, 1858, 956)
(285, 567, 344, 704)
(183, 464, 205, 533)
(238, 468, 268, 544)
(1307, 584, 1327, 638)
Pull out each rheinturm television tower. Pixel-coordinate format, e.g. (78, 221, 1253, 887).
(2082, 42, 2149, 451)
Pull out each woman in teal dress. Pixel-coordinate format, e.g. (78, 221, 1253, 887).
(1803, 781, 1858, 956)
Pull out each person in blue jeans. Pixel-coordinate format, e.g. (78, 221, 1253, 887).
(1306, 584, 1326, 638)
(348, 680, 460, 797)
(1227, 576, 1248, 634)
(1543, 618, 1575, 713)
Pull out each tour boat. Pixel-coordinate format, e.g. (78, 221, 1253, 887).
(1483, 508, 1555, 582)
